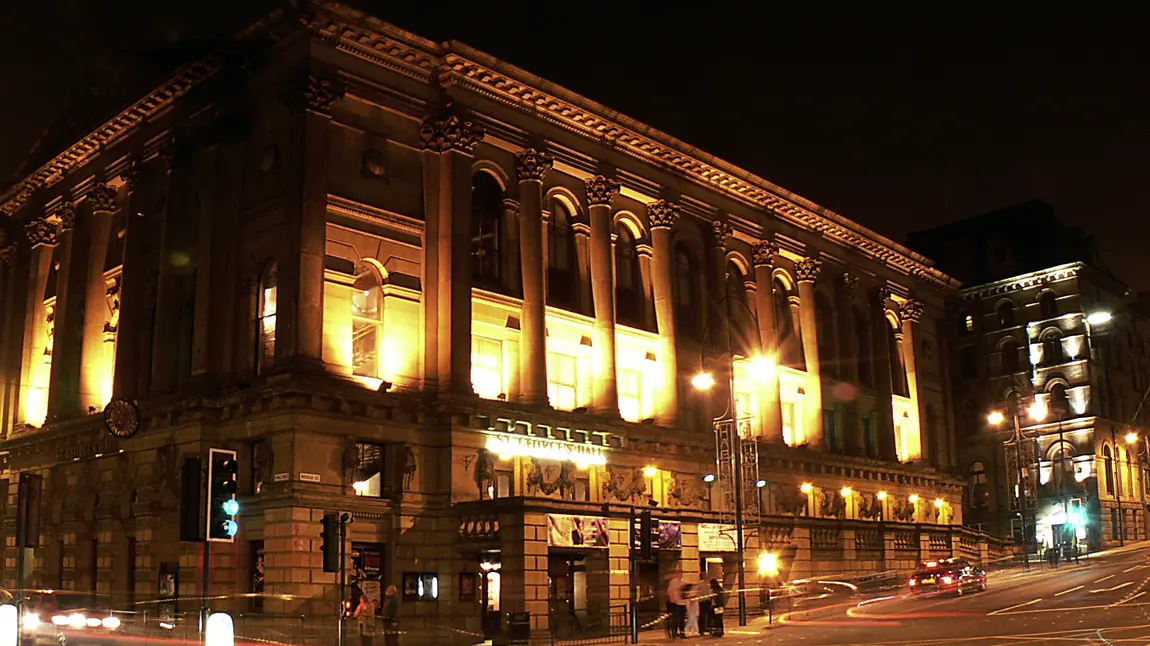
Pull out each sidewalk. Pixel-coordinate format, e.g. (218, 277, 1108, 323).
(630, 617, 773, 645)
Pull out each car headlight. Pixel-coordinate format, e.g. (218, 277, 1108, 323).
(102, 616, 121, 630)
(67, 613, 86, 629)
(942, 576, 953, 585)
(22, 613, 40, 630)
(51, 615, 69, 626)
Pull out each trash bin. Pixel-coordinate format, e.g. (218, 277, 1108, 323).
(507, 612, 531, 645)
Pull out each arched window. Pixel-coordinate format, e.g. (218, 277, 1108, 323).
(673, 244, 698, 339)
(1050, 383, 1070, 416)
(855, 306, 873, 387)
(1049, 441, 1075, 490)
(726, 262, 753, 357)
(547, 197, 576, 309)
(352, 263, 383, 378)
(968, 461, 989, 509)
(815, 292, 837, 378)
(960, 313, 974, 334)
(1104, 445, 1114, 495)
(888, 318, 909, 397)
(997, 301, 1015, 328)
(1001, 338, 1021, 373)
(1042, 331, 1064, 365)
(1039, 291, 1058, 319)
(775, 279, 802, 368)
(256, 262, 278, 376)
(615, 225, 643, 326)
(471, 172, 503, 288)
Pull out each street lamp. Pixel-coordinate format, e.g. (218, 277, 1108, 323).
(691, 372, 716, 391)
(989, 398, 1049, 570)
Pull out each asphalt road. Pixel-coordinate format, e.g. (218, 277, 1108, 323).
(639, 542, 1150, 645)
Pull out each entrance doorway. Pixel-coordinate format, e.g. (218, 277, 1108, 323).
(480, 554, 501, 639)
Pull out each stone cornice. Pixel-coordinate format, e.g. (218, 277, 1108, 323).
(327, 194, 424, 236)
(957, 262, 1086, 302)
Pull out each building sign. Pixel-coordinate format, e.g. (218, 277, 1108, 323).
(547, 514, 608, 548)
(631, 520, 682, 550)
(56, 437, 120, 464)
(698, 523, 738, 552)
(486, 434, 606, 467)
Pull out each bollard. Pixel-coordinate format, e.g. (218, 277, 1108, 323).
(205, 612, 235, 646)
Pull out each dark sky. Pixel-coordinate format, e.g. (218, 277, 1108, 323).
(3, 2, 1148, 288)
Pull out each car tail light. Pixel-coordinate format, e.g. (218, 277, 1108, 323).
(942, 576, 953, 585)
(908, 579, 917, 586)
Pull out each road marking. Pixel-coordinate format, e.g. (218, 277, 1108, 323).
(1091, 581, 1133, 593)
(988, 598, 1042, 615)
(1095, 574, 1115, 583)
(1054, 585, 1084, 596)
(1111, 591, 1147, 607)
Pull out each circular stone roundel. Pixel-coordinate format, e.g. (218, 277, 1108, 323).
(103, 398, 140, 438)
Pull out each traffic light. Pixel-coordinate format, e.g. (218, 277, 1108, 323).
(180, 457, 205, 542)
(207, 448, 239, 542)
(16, 472, 42, 549)
(639, 510, 654, 561)
(321, 512, 340, 573)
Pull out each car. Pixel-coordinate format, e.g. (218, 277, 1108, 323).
(8, 590, 126, 646)
(908, 558, 987, 596)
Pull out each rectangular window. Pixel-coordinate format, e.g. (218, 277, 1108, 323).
(403, 573, 440, 601)
(495, 472, 512, 499)
(471, 337, 503, 400)
(353, 442, 385, 498)
(734, 390, 757, 436)
(782, 401, 796, 446)
(862, 415, 878, 458)
(547, 352, 578, 411)
(619, 368, 643, 422)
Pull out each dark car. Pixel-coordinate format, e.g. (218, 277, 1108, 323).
(908, 558, 987, 596)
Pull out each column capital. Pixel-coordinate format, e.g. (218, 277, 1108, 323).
(841, 272, 860, 291)
(900, 298, 925, 323)
(515, 148, 554, 182)
(752, 240, 779, 267)
(279, 72, 345, 116)
(120, 161, 145, 196)
(875, 285, 892, 306)
(419, 104, 485, 154)
(88, 182, 118, 214)
(57, 203, 76, 232)
(584, 175, 620, 206)
(648, 199, 679, 229)
(25, 217, 57, 248)
(712, 220, 734, 249)
(795, 257, 822, 283)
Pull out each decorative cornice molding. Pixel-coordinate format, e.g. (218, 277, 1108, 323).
(419, 105, 485, 154)
(514, 148, 553, 182)
(280, 72, 345, 115)
(712, 220, 733, 250)
(647, 199, 679, 229)
(900, 298, 924, 323)
(957, 262, 1084, 302)
(584, 176, 620, 207)
(25, 218, 57, 248)
(327, 194, 425, 237)
(795, 257, 822, 283)
(752, 240, 779, 268)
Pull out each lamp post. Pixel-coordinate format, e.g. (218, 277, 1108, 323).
(989, 397, 1046, 570)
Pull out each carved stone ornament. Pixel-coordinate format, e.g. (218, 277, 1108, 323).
(57, 203, 76, 231)
(858, 493, 883, 520)
(361, 148, 387, 179)
(900, 298, 925, 323)
(841, 272, 860, 291)
(602, 465, 648, 502)
(121, 162, 145, 196)
(25, 217, 57, 248)
(585, 175, 620, 206)
(774, 485, 808, 515)
(524, 458, 576, 499)
(402, 445, 417, 492)
(647, 199, 679, 229)
(751, 240, 779, 267)
(712, 220, 734, 249)
(475, 449, 496, 496)
(280, 72, 345, 115)
(0, 245, 16, 268)
(419, 105, 485, 154)
(515, 148, 554, 182)
(876, 286, 892, 305)
(795, 257, 822, 283)
(667, 472, 707, 508)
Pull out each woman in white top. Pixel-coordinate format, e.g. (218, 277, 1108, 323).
(684, 580, 700, 635)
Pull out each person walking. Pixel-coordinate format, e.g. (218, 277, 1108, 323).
(354, 594, 377, 646)
(698, 581, 713, 636)
(709, 579, 726, 637)
(381, 584, 400, 646)
(684, 580, 699, 636)
(666, 574, 686, 638)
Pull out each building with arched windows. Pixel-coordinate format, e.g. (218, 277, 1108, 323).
(909, 199, 1150, 553)
(0, 3, 994, 640)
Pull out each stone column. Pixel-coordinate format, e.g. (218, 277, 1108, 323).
(837, 273, 864, 456)
(795, 257, 824, 448)
(712, 221, 735, 422)
(872, 287, 898, 462)
(585, 176, 620, 414)
(752, 241, 784, 443)
(79, 184, 118, 412)
(277, 74, 342, 372)
(515, 149, 553, 406)
(150, 144, 182, 392)
(421, 106, 485, 395)
(20, 217, 57, 425)
(900, 298, 926, 463)
(648, 199, 680, 426)
(113, 162, 148, 398)
(47, 202, 81, 419)
(0, 242, 20, 431)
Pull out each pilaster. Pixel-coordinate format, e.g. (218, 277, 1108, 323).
(79, 183, 117, 412)
(586, 176, 620, 415)
(112, 161, 148, 398)
(19, 215, 57, 426)
(515, 148, 552, 406)
(900, 299, 926, 463)
(795, 257, 824, 448)
(752, 241, 783, 443)
(47, 202, 82, 419)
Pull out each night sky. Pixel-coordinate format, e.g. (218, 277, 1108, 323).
(3, 2, 1147, 288)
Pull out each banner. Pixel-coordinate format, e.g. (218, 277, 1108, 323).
(547, 514, 609, 548)
(632, 520, 683, 550)
(698, 523, 738, 552)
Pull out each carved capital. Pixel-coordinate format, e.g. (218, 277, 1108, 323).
(712, 220, 734, 249)
(514, 148, 553, 182)
(0, 245, 16, 268)
(647, 199, 679, 229)
(752, 240, 779, 267)
(900, 298, 925, 323)
(121, 162, 145, 196)
(280, 73, 345, 115)
(419, 105, 485, 154)
(795, 257, 822, 283)
(584, 176, 620, 206)
(88, 182, 118, 214)
(875, 286, 891, 305)
(57, 203, 76, 231)
(841, 272, 860, 291)
(25, 218, 57, 248)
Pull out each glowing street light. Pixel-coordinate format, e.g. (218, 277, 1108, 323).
(1126, 431, 1139, 445)
(1086, 311, 1113, 326)
(839, 486, 852, 498)
(702, 473, 717, 484)
(800, 482, 813, 494)
(908, 494, 920, 504)
(987, 410, 1005, 426)
(750, 355, 778, 383)
(933, 498, 945, 509)
(876, 491, 887, 500)
(757, 552, 779, 577)
(642, 465, 659, 478)
(1027, 401, 1048, 422)
(691, 372, 716, 391)
(755, 479, 767, 488)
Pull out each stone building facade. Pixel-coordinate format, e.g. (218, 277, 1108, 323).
(0, 2, 982, 638)
(910, 201, 1150, 551)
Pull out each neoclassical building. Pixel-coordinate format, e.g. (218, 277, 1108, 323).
(0, 2, 987, 639)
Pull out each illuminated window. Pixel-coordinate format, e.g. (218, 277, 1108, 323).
(782, 401, 797, 445)
(618, 368, 643, 422)
(960, 313, 974, 334)
(548, 198, 576, 309)
(471, 172, 503, 289)
(1104, 445, 1114, 495)
(547, 352, 578, 411)
(352, 442, 385, 498)
(997, 302, 1015, 328)
(615, 225, 644, 327)
(352, 264, 383, 378)
(968, 461, 989, 509)
(256, 262, 278, 375)
(43, 304, 56, 362)
(471, 337, 503, 400)
(734, 389, 757, 436)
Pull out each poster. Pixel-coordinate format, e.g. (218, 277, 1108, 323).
(351, 543, 384, 610)
(631, 520, 683, 550)
(547, 514, 609, 548)
(157, 562, 178, 624)
(698, 523, 738, 552)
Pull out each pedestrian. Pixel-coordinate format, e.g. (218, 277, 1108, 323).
(709, 579, 726, 637)
(381, 584, 400, 646)
(684, 580, 699, 636)
(354, 594, 377, 646)
(666, 573, 686, 638)
(698, 582, 713, 636)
